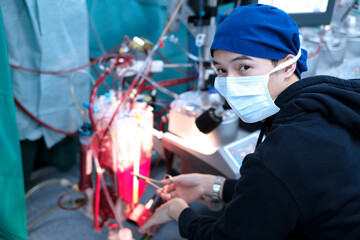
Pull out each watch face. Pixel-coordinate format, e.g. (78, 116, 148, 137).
(213, 185, 221, 192)
(212, 177, 223, 200)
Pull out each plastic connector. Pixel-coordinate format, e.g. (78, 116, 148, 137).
(118, 60, 164, 77)
(150, 60, 164, 72)
(126, 202, 152, 227)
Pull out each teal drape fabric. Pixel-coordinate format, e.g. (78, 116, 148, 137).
(0, 4, 28, 240)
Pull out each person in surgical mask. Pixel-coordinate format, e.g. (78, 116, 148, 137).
(140, 4, 360, 239)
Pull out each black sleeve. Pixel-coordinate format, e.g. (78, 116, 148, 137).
(178, 157, 301, 240)
(222, 179, 237, 203)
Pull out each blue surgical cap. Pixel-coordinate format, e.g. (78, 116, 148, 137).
(211, 4, 308, 77)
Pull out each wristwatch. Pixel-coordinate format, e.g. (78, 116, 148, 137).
(212, 176, 224, 200)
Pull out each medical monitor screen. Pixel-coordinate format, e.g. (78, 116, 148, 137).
(257, 0, 335, 26)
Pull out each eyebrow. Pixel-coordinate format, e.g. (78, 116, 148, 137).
(213, 55, 254, 65)
(231, 55, 253, 62)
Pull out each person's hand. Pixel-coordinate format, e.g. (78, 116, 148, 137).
(139, 198, 188, 236)
(158, 173, 217, 204)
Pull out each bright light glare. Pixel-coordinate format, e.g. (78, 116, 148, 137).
(133, 36, 145, 46)
(258, 0, 329, 13)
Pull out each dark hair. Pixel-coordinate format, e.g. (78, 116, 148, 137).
(271, 59, 279, 67)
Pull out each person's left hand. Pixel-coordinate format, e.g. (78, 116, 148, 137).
(139, 198, 189, 236)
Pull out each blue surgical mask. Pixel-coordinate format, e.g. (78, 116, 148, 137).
(214, 50, 301, 123)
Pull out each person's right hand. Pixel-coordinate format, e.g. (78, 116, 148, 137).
(158, 173, 217, 204)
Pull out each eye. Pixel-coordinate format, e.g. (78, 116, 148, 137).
(240, 65, 250, 72)
(216, 68, 227, 76)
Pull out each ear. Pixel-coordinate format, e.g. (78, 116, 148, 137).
(282, 54, 297, 78)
